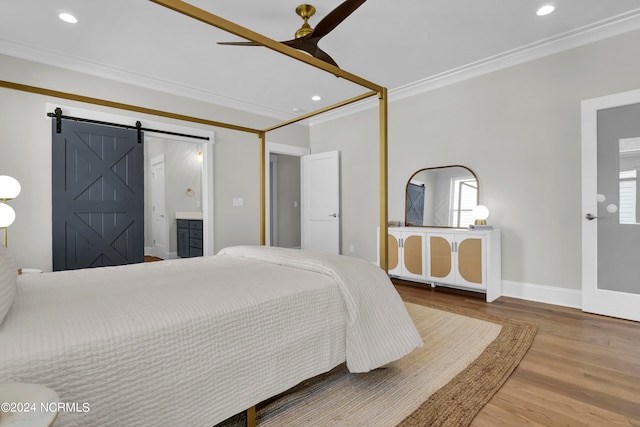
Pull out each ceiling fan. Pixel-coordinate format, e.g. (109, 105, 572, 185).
(217, 0, 367, 68)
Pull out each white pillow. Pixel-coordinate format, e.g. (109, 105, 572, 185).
(0, 244, 18, 324)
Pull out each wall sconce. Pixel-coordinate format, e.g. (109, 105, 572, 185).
(0, 175, 21, 201)
(469, 205, 493, 230)
(197, 151, 203, 163)
(0, 175, 21, 247)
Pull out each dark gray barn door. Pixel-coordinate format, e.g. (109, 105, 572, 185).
(52, 120, 144, 271)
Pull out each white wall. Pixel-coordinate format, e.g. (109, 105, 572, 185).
(4, 26, 639, 291)
(310, 28, 640, 292)
(0, 54, 310, 271)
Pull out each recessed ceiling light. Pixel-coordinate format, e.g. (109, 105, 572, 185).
(58, 13, 78, 24)
(311, 95, 322, 102)
(536, 5, 555, 16)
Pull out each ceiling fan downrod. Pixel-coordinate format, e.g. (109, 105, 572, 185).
(295, 4, 316, 38)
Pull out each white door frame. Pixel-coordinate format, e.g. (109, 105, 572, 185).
(47, 103, 216, 256)
(265, 142, 310, 247)
(581, 89, 640, 321)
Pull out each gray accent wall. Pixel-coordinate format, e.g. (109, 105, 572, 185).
(310, 28, 640, 292)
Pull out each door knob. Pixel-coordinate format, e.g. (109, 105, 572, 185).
(585, 213, 597, 220)
(329, 213, 337, 217)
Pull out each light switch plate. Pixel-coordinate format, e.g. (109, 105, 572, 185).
(232, 197, 244, 207)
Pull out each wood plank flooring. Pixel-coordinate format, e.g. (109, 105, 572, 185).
(393, 279, 640, 427)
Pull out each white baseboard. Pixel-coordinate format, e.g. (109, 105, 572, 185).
(501, 280, 582, 309)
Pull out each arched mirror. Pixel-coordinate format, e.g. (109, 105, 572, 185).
(405, 165, 479, 228)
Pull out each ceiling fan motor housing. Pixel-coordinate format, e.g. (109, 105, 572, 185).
(295, 4, 316, 38)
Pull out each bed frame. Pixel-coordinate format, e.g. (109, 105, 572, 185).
(0, 1, 391, 424)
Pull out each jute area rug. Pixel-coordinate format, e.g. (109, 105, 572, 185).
(220, 300, 537, 427)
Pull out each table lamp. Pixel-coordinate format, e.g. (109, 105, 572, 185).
(472, 205, 490, 225)
(469, 205, 493, 230)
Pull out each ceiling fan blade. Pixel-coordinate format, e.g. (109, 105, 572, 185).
(218, 38, 314, 57)
(217, 41, 261, 46)
(217, 0, 364, 69)
(310, 0, 367, 40)
(218, 38, 303, 48)
(309, 46, 339, 67)
(283, 38, 340, 67)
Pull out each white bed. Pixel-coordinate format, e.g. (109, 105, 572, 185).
(0, 245, 422, 426)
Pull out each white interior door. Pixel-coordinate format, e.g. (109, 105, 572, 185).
(301, 151, 340, 254)
(150, 155, 167, 259)
(582, 89, 640, 322)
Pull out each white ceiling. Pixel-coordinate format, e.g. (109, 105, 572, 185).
(2, 1, 640, 123)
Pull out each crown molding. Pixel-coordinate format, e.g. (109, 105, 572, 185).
(309, 8, 640, 126)
(0, 38, 297, 122)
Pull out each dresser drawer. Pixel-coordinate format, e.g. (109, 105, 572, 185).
(189, 238, 203, 249)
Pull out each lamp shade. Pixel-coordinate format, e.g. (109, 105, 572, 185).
(0, 203, 16, 228)
(472, 205, 490, 221)
(0, 176, 21, 200)
(472, 205, 490, 226)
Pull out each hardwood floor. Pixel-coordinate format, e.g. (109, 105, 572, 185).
(393, 279, 640, 427)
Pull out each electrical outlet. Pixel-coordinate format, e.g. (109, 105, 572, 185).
(349, 244, 355, 253)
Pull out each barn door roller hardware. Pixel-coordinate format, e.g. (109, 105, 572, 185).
(47, 107, 210, 143)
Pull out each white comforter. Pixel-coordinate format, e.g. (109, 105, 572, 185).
(218, 246, 423, 372)
(0, 246, 421, 426)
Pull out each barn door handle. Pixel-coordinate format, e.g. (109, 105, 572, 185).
(585, 213, 597, 220)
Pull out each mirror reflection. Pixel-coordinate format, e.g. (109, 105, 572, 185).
(619, 137, 640, 225)
(405, 165, 478, 228)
